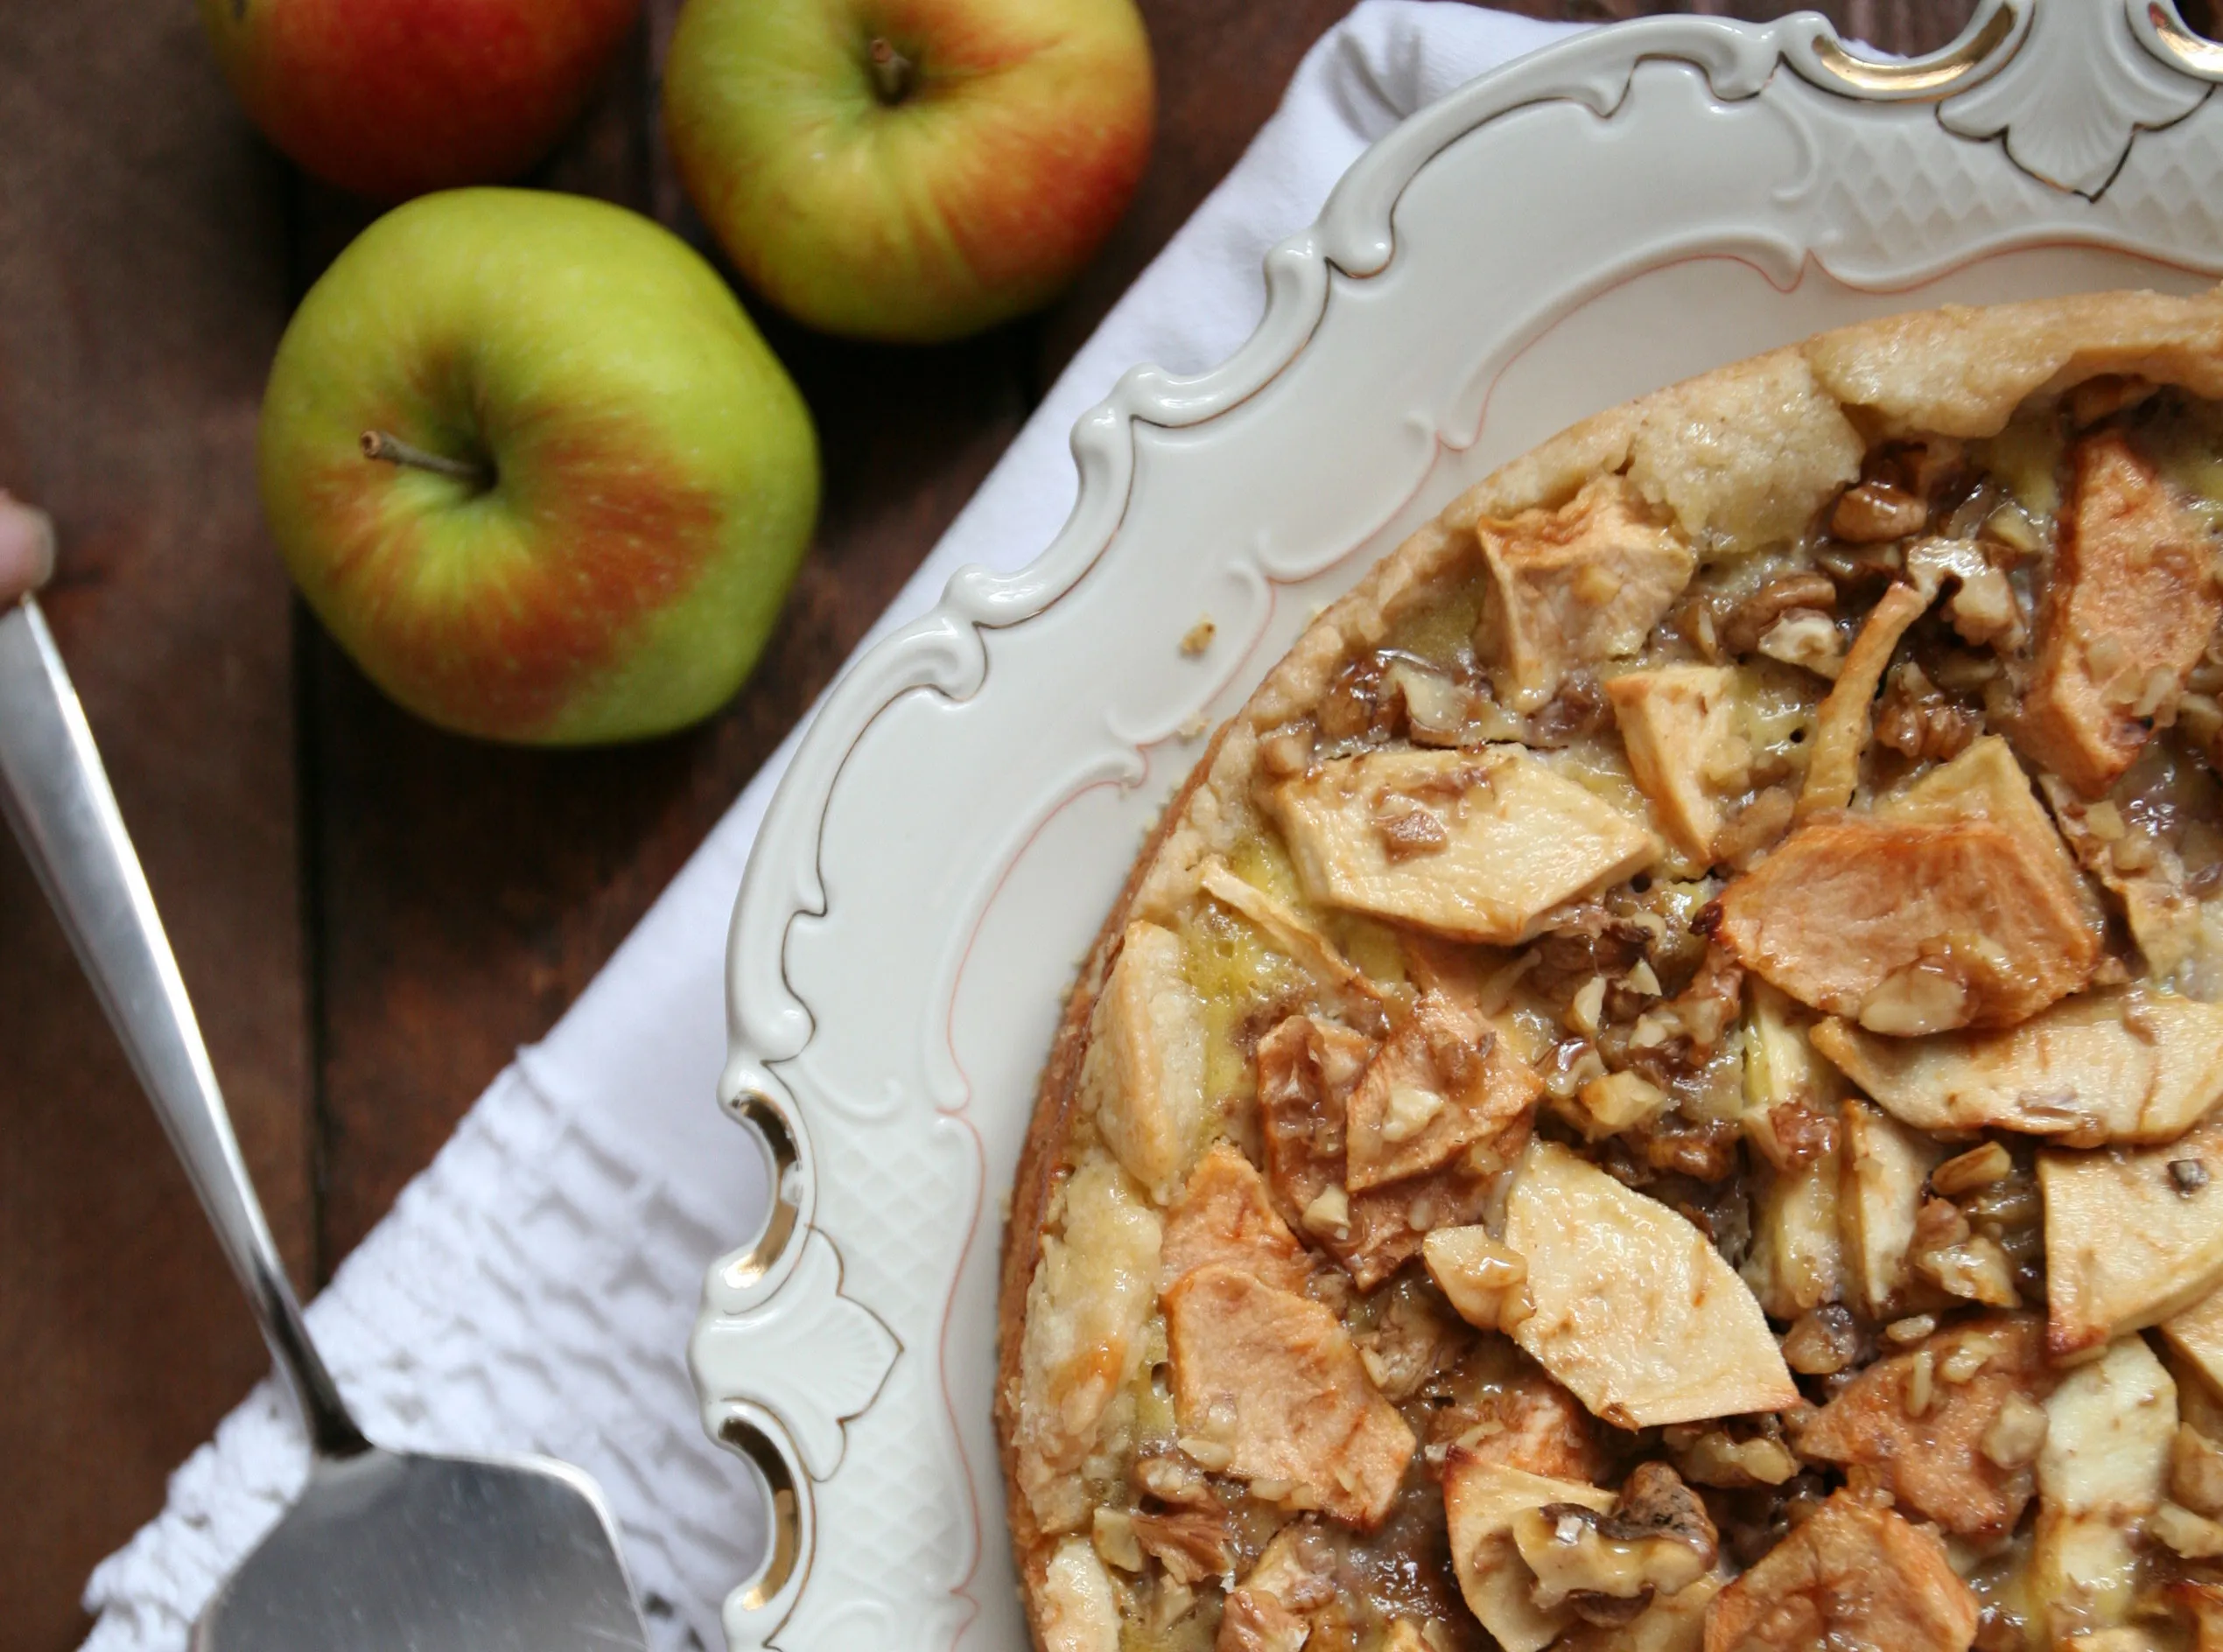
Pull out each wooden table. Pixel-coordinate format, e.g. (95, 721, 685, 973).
(0, 0, 1981, 1643)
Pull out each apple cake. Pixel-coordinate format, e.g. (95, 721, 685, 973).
(996, 288, 2223, 1652)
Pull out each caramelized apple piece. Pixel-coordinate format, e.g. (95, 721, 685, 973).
(1473, 474, 1696, 711)
(2042, 1114, 2223, 1355)
(2032, 1335, 2178, 1646)
(2018, 431, 2220, 798)
(1270, 746, 1659, 946)
(1838, 1097, 1948, 1320)
(1739, 987, 1846, 1319)
(1441, 1452, 1613, 1652)
(1811, 988, 2223, 1146)
(1796, 581, 1929, 819)
(1078, 920, 1209, 1203)
(1701, 1492, 1978, 1652)
(1718, 735, 2100, 1033)
(1607, 664, 1743, 862)
(1345, 990, 1539, 1191)
(1711, 817, 2096, 1034)
(2163, 1284, 2223, 1397)
(1797, 1313, 2052, 1540)
(1198, 857, 1385, 1026)
(1160, 1142, 1311, 1295)
(1256, 1013, 1491, 1290)
(1163, 1262, 1415, 1526)
(1504, 1141, 1796, 1429)
(1425, 1340, 1606, 1483)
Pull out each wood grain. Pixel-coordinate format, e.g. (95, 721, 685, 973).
(0, 3, 1991, 1647)
(0, 9, 310, 1652)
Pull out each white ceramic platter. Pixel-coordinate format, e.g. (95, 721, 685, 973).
(690, 3, 2223, 1646)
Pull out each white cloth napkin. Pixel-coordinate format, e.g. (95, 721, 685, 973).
(81, 5, 1573, 1648)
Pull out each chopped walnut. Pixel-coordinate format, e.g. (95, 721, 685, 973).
(1875, 662, 1979, 765)
(1664, 1418, 1799, 1488)
(1131, 1507, 1236, 1586)
(1763, 1100, 1839, 1174)
(1947, 565, 2025, 649)
(1317, 655, 1402, 746)
(1781, 1304, 1867, 1376)
(1531, 905, 1651, 998)
(1910, 1195, 2019, 1307)
(1376, 802, 1449, 862)
(1722, 572, 1841, 656)
(1756, 609, 1846, 680)
(1833, 480, 1930, 543)
(1511, 1463, 1718, 1615)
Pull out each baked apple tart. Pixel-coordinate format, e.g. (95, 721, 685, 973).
(997, 290, 2223, 1652)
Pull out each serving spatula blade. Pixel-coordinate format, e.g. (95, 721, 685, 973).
(0, 594, 649, 1652)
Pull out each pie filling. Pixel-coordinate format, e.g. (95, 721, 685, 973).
(1011, 378, 2223, 1652)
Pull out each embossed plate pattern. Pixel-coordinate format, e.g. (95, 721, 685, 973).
(690, 4, 2223, 1647)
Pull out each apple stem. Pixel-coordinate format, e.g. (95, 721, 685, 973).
(360, 429, 492, 486)
(867, 37, 915, 104)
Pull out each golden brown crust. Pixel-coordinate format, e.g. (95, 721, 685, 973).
(996, 285, 2223, 1644)
(995, 732, 1231, 1582)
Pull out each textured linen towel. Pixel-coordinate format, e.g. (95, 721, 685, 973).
(81, 5, 1574, 1648)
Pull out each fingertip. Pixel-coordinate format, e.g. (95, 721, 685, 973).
(0, 496, 56, 600)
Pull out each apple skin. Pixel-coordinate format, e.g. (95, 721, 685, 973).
(663, 0, 1154, 343)
(200, 0, 643, 200)
(259, 189, 820, 746)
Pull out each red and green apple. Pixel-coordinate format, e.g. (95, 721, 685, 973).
(663, 0, 1154, 343)
(258, 188, 819, 745)
(200, 0, 643, 200)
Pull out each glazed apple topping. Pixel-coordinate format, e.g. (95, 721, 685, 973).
(1016, 379, 2223, 1652)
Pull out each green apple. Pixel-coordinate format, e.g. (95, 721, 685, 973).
(663, 0, 1154, 343)
(258, 188, 818, 745)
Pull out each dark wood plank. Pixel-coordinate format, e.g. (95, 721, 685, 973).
(0, 8, 310, 1650)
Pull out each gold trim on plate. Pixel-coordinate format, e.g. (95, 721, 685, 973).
(725, 1089, 802, 1287)
(1810, 0, 2023, 99)
(721, 1416, 804, 1610)
(2148, 1, 2223, 77)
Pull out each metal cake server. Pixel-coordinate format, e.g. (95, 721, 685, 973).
(0, 594, 649, 1652)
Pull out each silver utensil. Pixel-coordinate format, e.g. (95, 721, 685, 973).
(0, 594, 649, 1652)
